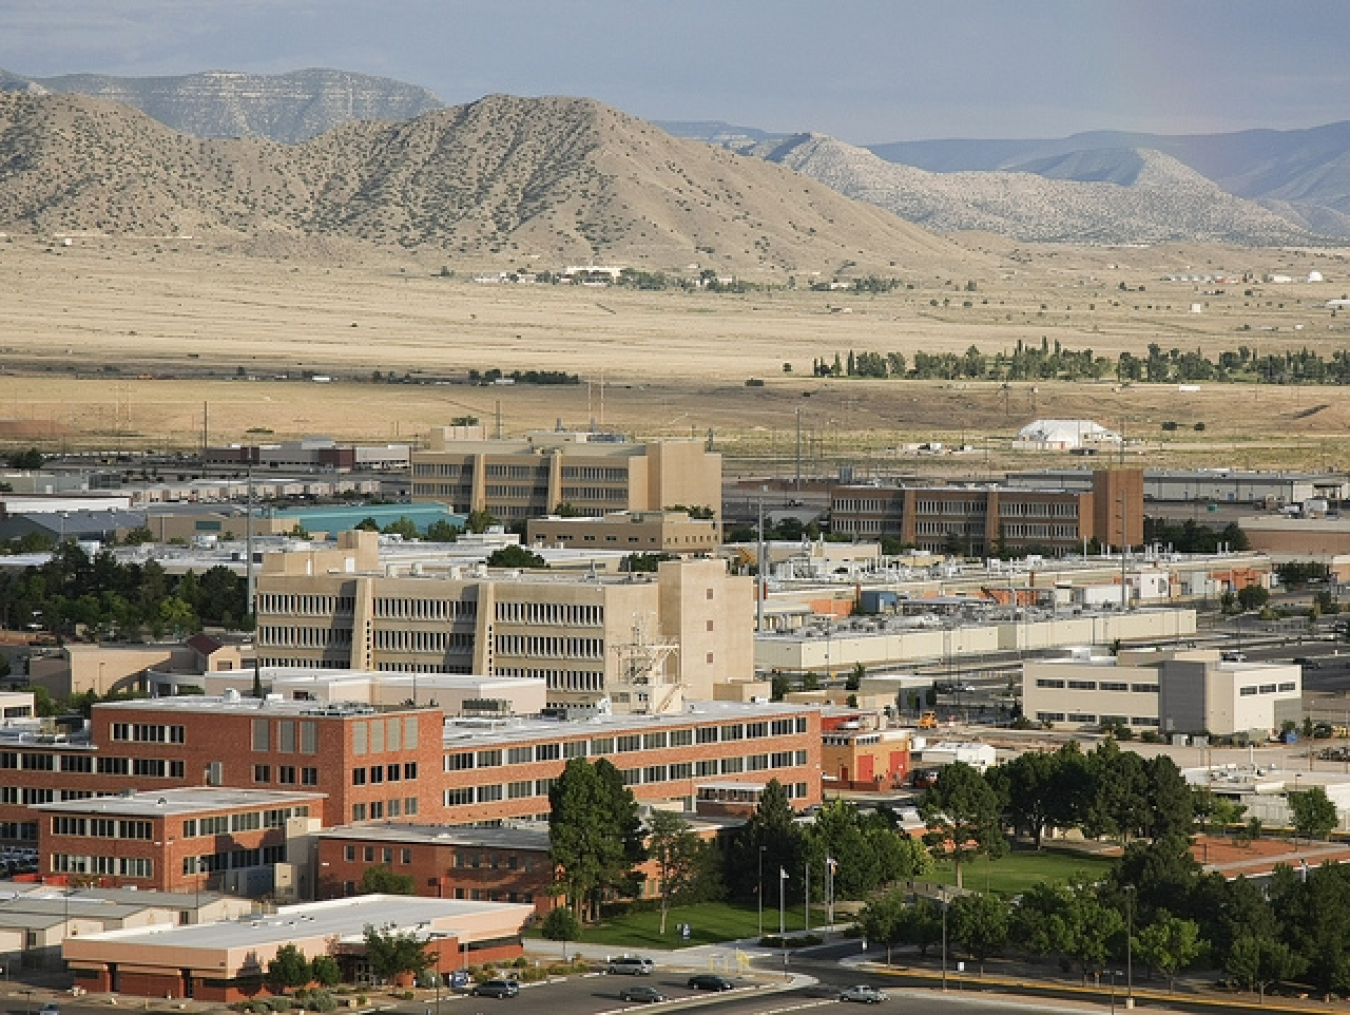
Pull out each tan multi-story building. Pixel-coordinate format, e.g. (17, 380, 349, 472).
(410, 429, 721, 522)
(830, 468, 1143, 556)
(255, 532, 753, 707)
(526, 509, 720, 553)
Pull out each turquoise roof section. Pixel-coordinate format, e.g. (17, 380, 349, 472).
(269, 503, 464, 535)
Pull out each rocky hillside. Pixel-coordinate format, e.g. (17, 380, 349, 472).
(0, 67, 445, 143)
(0, 91, 966, 277)
(869, 123, 1350, 239)
(728, 133, 1315, 245)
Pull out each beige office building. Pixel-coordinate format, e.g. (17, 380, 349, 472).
(255, 532, 752, 709)
(410, 429, 721, 522)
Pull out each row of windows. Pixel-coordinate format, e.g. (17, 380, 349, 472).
(1239, 682, 1298, 696)
(1000, 524, 1080, 540)
(1037, 712, 1160, 727)
(495, 667, 606, 692)
(485, 464, 547, 479)
(483, 485, 549, 500)
(257, 593, 355, 617)
(352, 716, 419, 755)
(560, 487, 629, 502)
(377, 661, 473, 674)
(999, 502, 1079, 518)
(183, 844, 286, 874)
(345, 844, 415, 864)
(915, 500, 988, 516)
(559, 466, 628, 481)
(109, 723, 186, 744)
(351, 797, 418, 821)
(48, 818, 151, 840)
(0, 787, 53, 805)
(441, 721, 801, 771)
(411, 484, 473, 498)
(494, 602, 604, 626)
(441, 751, 811, 804)
(1035, 679, 1158, 693)
(832, 498, 903, 514)
(258, 625, 352, 649)
(352, 762, 418, 784)
(915, 521, 984, 536)
(373, 598, 477, 622)
(412, 462, 471, 478)
(374, 630, 473, 653)
(494, 635, 604, 660)
(251, 719, 320, 754)
(253, 764, 320, 785)
(180, 806, 309, 838)
(52, 854, 153, 878)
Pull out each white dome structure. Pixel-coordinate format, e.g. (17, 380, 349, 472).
(1013, 419, 1121, 451)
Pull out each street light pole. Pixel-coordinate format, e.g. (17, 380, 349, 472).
(940, 889, 948, 991)
(1125, 885, 1134, 1007)
(757, 846, 765, 937)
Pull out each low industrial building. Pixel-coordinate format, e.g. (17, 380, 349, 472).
(0, 886, 250, 970)
(755, 607, 1196, 677)
(29, 636, 248, 698)
(63, 894, 532, 1001)
(527, 509, 720, 553)
(1007, 468, 1348, 506)
(1024, 648, 1302, 736)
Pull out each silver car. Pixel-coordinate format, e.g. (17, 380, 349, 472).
(839, 985, 888, 1004)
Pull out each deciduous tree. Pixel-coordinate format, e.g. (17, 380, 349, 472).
(920, 762, 1006, 889)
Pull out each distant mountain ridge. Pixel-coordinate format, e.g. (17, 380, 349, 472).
(867, 124, 1350, 238)
(720, 133, 1313, 245)
(0, 67, 446, 142)
(0, 90, 965, 277)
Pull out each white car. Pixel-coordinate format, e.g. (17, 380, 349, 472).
(839, 985, 888, 1004)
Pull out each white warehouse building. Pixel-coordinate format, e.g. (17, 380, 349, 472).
(1024, 648, 1302, 737)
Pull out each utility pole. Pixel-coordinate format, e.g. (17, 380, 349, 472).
(795, 407, 802, 493)
(756, 494, 766, 633)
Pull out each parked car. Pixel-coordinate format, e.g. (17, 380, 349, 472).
(40, 1004, 60, 1015)
(839, 985, 889, 1004)
(686, 974, 736, 991)
(470, 979, 520, 999)
(1293, 656, 1321, 669)
(608, 956, 655, 975)
(619, 986, 668, 1003)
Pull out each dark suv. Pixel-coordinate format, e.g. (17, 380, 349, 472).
(687, 974, 735, 992)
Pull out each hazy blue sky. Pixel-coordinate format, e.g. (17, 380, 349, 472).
(3, 0, 1348, 143)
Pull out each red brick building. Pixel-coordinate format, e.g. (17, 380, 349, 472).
(37, 787, 323, 895)
(0, 695, 441, 846)
(4, 694, 823, 901)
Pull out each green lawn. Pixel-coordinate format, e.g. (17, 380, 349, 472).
(528, 900, 813, 950)
(536, 850, 1114, 950)
(927, 847, 1115, 895)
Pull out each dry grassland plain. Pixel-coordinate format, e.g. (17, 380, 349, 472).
(2, 235, 1350, 478)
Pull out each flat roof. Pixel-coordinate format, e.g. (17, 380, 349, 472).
(77, 893, 529, 949)
(34, 787, 325, 817)
(318, 823, 549, 850)
(93, 694, 398, 718)
(439, 699, 817, 748)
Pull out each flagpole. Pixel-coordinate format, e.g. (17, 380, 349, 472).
(778, 867, 785, 935)
(804, 860, 810, 933)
